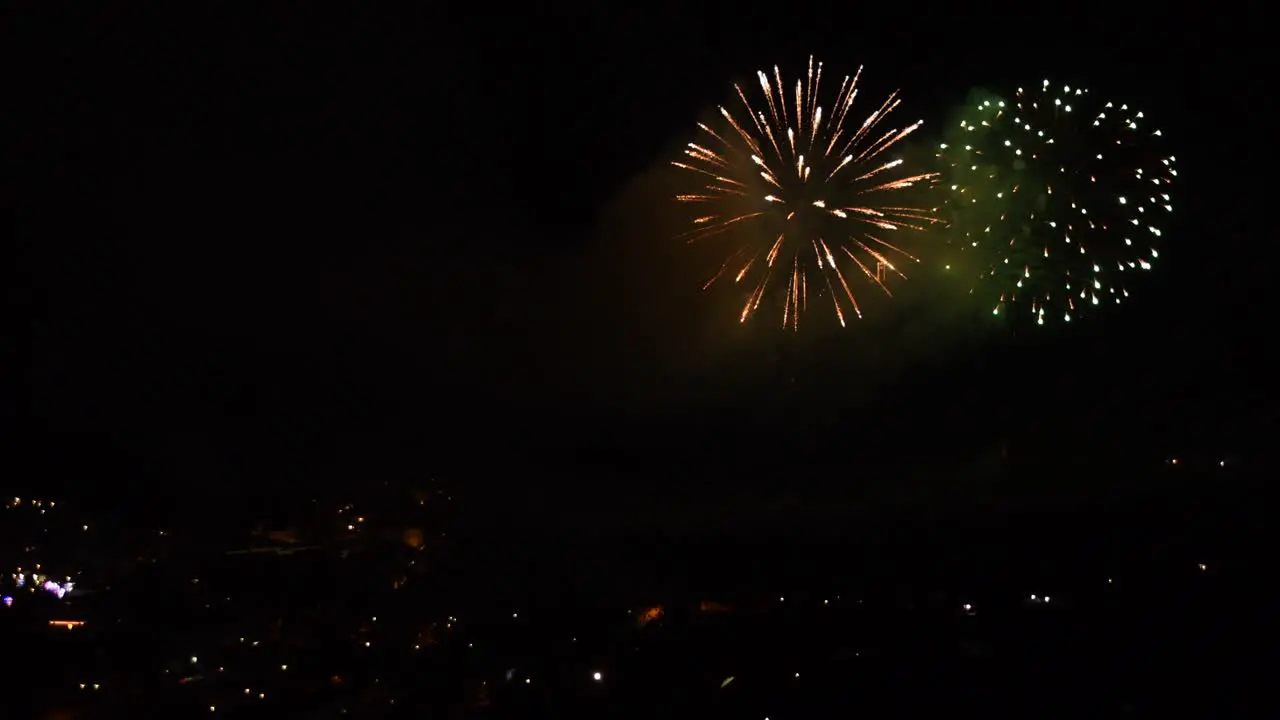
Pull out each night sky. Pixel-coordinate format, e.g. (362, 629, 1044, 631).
(8, 4, 1271, 502)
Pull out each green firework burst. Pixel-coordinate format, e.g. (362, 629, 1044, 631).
(935, 80, 1176, 325)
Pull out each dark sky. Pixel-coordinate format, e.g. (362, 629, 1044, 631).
(7, 3, 1272, 497)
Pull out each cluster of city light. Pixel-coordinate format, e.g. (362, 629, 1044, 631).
(3, 497, 83, 608)
(8, 571, 76, 599)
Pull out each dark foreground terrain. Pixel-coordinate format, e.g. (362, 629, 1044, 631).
(2, 463, 1270, 718)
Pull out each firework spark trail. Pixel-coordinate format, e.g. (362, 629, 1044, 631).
(673, 57, 939, 328)
(676, 212, 765, 244)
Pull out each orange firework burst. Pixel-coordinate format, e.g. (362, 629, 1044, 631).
(673, 57, 940, 329)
